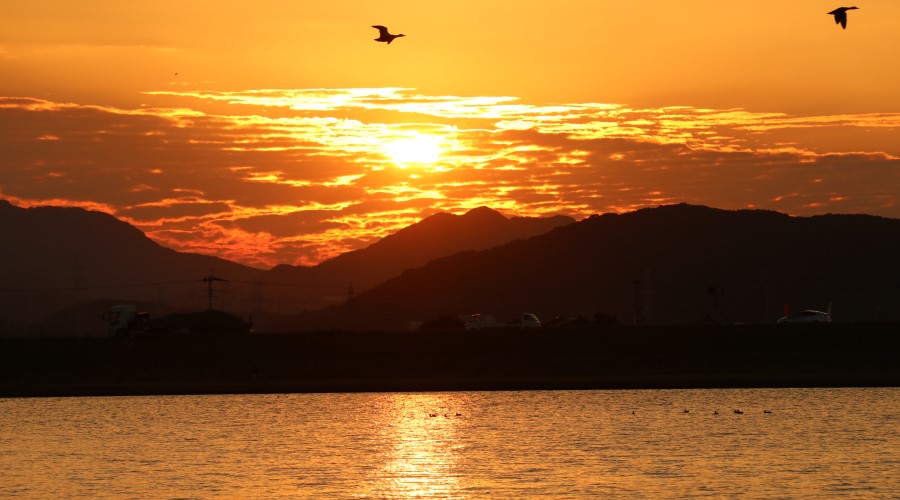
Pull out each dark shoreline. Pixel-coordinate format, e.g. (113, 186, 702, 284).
(2, 323, 898, 398)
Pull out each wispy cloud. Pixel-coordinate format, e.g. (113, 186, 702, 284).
(2, 90, 898, 268)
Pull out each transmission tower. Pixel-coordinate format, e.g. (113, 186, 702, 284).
(200, 269, 227, 310)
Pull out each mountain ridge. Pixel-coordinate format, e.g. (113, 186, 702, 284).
(283, 203, 900, 331)
(257, 206, 575, 310)
(5, 200, 898, 335)
(0, 200, 263, 327)
(0, 200, 574, 332)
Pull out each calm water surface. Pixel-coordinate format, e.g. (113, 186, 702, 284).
(1, 388, 898, 498)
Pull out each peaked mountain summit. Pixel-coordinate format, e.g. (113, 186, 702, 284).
(289, 204, 900, 331)
(0, 201, 573, 331)
(260, 206, 575, 311)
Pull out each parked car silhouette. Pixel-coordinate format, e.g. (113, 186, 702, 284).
(777, 309, 831, 324)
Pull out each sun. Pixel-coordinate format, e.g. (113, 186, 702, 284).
(383, 134, 443, 168)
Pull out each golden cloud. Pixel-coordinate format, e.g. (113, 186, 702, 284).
(1, 91, 898, 267)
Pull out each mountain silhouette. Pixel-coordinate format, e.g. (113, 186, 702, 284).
(5, 200, 898, 335)
(287, 204, 900, 331)
(0, 200, 261, 327)
(0, 201, 572, 333)
(258, 206, 574, 312)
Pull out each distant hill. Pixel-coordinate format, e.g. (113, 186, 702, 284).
(0, 201, 573, 333)
(260, 206, 575, 311)
(8, 200, 898, 335)
(0, 200, 261, 325)
(285, 204, 900, 331)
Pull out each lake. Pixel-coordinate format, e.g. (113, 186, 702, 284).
(1, 388, 898, 498)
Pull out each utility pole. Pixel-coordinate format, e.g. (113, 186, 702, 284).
(71, 253, 86, 299)
(347, 281, 355, 316)
(252, 281, 264, 315)
(643, 267, 652, 325)
(633, 279, 644, 326)
(246, 280, 265, 331)
(200, 269, 227, 310)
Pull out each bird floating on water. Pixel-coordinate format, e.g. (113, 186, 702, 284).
(828, 7, 858, 29)
(372, 25, 405, 44)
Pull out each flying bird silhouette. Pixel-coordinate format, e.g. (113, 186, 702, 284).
(372, 25, 405, 44)
(828, 7, 858, 29)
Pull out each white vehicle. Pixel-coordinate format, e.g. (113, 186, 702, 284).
(777, 304, 832, 324)
(102, 305, 150, 337)
(464, 313, 541, 331)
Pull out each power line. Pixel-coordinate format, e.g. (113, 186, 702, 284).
(0, 280, 198, 293)
(0, 278, 350, 294)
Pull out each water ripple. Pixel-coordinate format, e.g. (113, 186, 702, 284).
(0, 388, 898, 498)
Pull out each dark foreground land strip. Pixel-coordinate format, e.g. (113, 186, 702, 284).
(1, 323, 898, 398)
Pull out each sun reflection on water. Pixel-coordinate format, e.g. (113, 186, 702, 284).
(357, 393, 469, 498)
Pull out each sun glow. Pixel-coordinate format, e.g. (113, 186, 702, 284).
(383, 134, 443, 168)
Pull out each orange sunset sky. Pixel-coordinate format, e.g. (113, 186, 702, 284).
(2, 1, 899, 268)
